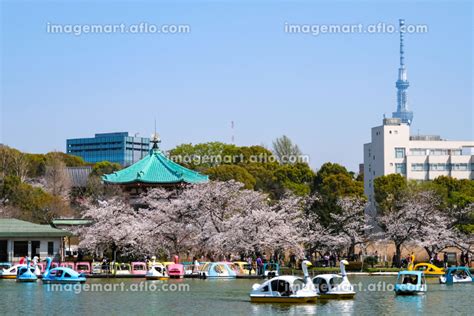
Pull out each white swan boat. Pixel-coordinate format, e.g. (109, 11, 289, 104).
(250, 260, 317, 303)
(312, 260, 356, 299)
(145, 263, 168, 280)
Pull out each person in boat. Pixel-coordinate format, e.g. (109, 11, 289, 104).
(443, 252, 448, 268)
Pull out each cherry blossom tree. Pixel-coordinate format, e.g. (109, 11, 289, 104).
(376, 191, 436, 266)
(76, 180, 315, 260)
(76, 199, 146, 257)
(329, 197, 370, 257)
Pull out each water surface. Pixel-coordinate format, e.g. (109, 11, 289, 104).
(1, 276, 471, 315)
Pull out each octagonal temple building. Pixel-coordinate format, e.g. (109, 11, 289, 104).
(102, 134, 208, 195)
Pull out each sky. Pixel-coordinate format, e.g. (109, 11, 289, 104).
(1, 0, 472, 172)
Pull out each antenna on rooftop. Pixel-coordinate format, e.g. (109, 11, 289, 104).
(231, 120, 235, 144)
(151, 118, 161, 149)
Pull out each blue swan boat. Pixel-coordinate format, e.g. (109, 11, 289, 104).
(17, 258, 38, 282)
(394, 271, 426, 295)
(42, 257, 86, 284)
(199, 262, 237, 278)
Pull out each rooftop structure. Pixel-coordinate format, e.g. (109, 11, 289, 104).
(102, 134, 208, 190)
(392, 19, 414, 125)
(0, 219, 72, 238)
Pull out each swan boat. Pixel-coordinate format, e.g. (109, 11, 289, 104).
(17, 258, 38, 282)
(394, 271, 426, 295)
(145, 263, 168, 280)
(199, 262, 237, 279)
(250, 260, 316, 303)
(0, 265, 26, 279)
(439, 267, 473, 284)
(312, 260, 356, 299)
(42, 257, 86, 284)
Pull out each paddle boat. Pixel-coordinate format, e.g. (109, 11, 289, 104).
(145, 263, 168, 280)
(112, 262, 132, 276)
(16, 258, 38, 282)
(234, 261, 256, 276)
(394, 270, 426, 295)
(0, 262, 12, 270)
(199, 262, 238, 279)
(410, 263, 445, 277)
(0, 264, 26, 279)
(131, 262, 147, 276)
(439, 266, 473, 284)
(42, 257, 86, 284)
(60, 262, 75, 270)
(249, 260, 316, 303)
(263, 263, 280, 278)
(75, 262, 91, 276)
(312, 260, 356, 299)
(166, 256, 185, 279)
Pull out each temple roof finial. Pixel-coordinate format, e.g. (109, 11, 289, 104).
(151, 133, 161, 150)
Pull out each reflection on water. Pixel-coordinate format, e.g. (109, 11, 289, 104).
(393, 294, 426, 313)
(0, 276, 472, 315)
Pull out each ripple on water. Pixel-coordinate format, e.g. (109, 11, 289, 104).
(0, 276, 472, 315)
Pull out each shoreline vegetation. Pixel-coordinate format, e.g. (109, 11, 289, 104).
(0, 137, 473, 265)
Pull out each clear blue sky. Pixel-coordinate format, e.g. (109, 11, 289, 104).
(1, 0, 472, 172)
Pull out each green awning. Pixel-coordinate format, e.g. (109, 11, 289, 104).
(102, 148, 208, 185)
(0, 219, 72, 238)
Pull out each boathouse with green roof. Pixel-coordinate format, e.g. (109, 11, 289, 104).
(102, 135, 208, 194)
(0, 219, 71, 262)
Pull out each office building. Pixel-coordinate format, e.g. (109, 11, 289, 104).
(364, 118, 474, 203)
(66, 132, 150, 166)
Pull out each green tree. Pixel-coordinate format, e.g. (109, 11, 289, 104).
(45, 152, 87, 167)
(0, 175, 72, 223)
(25, 154, 47, 177)
(272, 135, 302, 164)
(92, 161, 122, 176)
(274, 162, 315, 196)
(311, 163, 364, 225)
(373, 174, 408, 213)
(205, 165, 256, 189)
(168, 142, 237, 170)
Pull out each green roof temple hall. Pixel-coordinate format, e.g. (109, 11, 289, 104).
(102, 133, 208, 193)
(0, 219, 71, 262)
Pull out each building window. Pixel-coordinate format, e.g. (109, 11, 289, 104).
(430, 163, 447, 171)
(48, 242, 54, 256)
(452, 163, 468, 171)
(411, 163, 426, 171)
(14, 241, 28, 257)
(430, 149, 449, 156)
(395, 163, 406, 174)
(410, 148, 426, 156)
(395, 148, 405, 158)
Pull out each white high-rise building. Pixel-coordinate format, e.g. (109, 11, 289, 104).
(363, 118, 474, 203)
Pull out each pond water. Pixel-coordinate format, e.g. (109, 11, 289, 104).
(1, 276, 471, 315)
